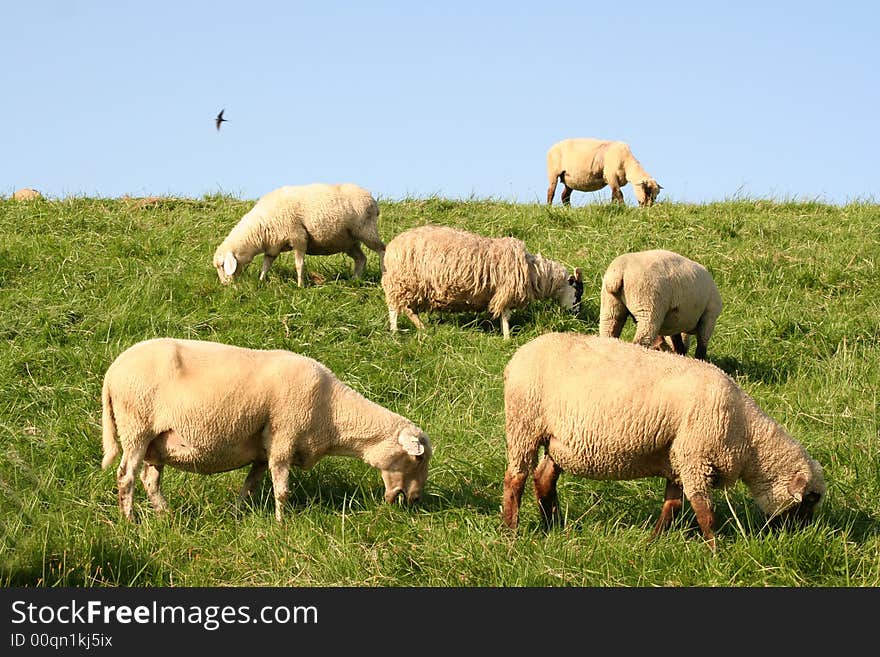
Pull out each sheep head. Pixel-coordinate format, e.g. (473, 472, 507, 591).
(213, 250, 240, 284)
(379, 427, 432, 505)
(635, 178, 662, 207)
(567, 267, 584, 315)
(760, 457, 826, 529)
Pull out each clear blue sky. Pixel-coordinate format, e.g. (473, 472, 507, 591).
(3, 1, 878, 205)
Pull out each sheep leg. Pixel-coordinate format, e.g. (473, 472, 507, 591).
(560, 185, 573, 206)
(533, 455, 563, 529)
(239, 461, 268, 500)
(598, 297, 629, 338)
(693, 313, 717, 360)
(359, 235, 386, 275)
(547, 179, 558, 205)
(500, 309, 512, 340)
(688, 493, 717, 552)
(502, 468, 528, 529)
(116, 442, 148, 521)
(259, 254, 276, 281)
(268, 458, 290, 522)
(651, 479, 683, 537)
(670, 333, 688, 356)
(632, 317, 663, 351)
(139, 463, 169, 514)
(293, 250, 306, 288)
(346, 243, 367, 279)
(388, 308, 399, 332)
(610, 185, 625, 204)
(401, 307, 425, 330)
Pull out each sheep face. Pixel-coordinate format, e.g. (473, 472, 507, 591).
(379, 427, 431, 504)
(555, 267, 583, 314)
(755, 458, 826, 527)
(213, 250, 244, 284)
(634, 178, 662, 207)
(567, 268, 584, 314)
(380, 427, 432, 504)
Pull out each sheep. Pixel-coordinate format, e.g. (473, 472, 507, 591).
(213, 182, 385, 287)
(599, 248, 722, 360)
(100, 337, 432, 522)
(12, 188, 42, 201)
(501, 332, 825, 550)
(381, 224, 583, 340)
(546, 138, 662, 206)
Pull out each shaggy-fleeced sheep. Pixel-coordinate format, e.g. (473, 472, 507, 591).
(546, 138, 662, 206)
(12, 188, 42, 201)
(213, 182, 385, 287)
(599, 248, 722, 360)
(502, 333, 825, 550)
(101, 338, 432, 521)
(381, 225, 583, 340)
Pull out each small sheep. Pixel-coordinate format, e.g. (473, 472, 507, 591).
(546, 138, 661, 206)
(599, 248, 722, 360)
(12, 188, 42, 201)
(502, 333, 825, 550)
(101, 337, 432, 521)
(213, 182, 385, 287)
(381, 224, 583, 340)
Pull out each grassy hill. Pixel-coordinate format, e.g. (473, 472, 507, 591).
(1, 194, 878, 586)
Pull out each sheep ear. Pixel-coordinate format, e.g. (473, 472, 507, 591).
(223, 252, 238, 277)
(575, 267, 582, 282)
(398, 432, 425, 456)
(787, 472, 808, 502)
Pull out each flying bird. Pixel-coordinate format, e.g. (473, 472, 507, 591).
(215, 109, 228, 131)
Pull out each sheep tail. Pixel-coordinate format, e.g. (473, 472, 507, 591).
(101, 381, 120, 470)
(602, 266, 624, 296)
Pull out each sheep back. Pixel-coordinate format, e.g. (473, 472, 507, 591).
(382, 225, 534, 318)
(547, 138, 633, 191)
(102, 338, 337, 473)
(600, 249, 722, 337)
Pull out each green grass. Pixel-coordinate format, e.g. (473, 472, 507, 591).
(1, 194, 878, 586)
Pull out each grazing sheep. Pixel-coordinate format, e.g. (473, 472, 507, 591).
(101, 338, 431, 521)
(381, 225, 583, 340)
(599, 248, 722, 360)
(546, 138, 661, 206)
(12, 188, 42, 201)
(213, 183, 385, 287)
(502, 333, 825, 550)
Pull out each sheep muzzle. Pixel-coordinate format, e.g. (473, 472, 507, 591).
(767, 491, 822, 529)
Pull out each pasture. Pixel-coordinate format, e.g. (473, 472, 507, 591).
(1, 195, 878, 586)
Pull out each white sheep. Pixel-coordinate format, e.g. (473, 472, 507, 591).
(101, 337, 432, 521)
(599, 248, 722, 360)
(12, 188, 42, 201)
(213, 183, 385, 287)
(546, 138, 662, 206)
(502, 332, 826, 550)
(380, 224, 583, 340)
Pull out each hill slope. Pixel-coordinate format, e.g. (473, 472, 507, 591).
(1, 195, 878, 586)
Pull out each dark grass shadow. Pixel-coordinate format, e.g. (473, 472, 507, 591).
(1, 543, 159, 587)
(194, 461, 503, 519)
(525, 488, 877, 548)
(418, 480, 501, 516)
(266, 260, 384, 287)
(710, 354, 794, 385)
